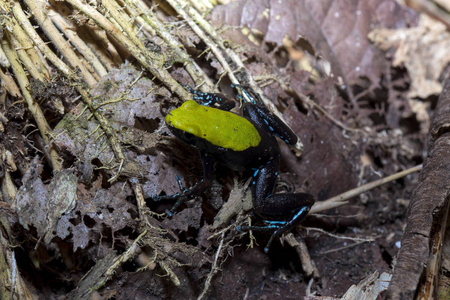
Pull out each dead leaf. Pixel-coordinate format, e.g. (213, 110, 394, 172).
(43, 169, 78, 245)
(52, 65, 188, 197)
(14, 157, 49, 237)
(56, 182, 137, 252)
(369, 14, 450, 99)
(211, 0, 418, 90)
(213, 179, 252, 229)
(340, 271, 392, 300)
(14, 160, 78, 246)
(162, 202, 202, 232)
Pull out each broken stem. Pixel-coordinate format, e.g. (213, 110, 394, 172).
(284, 233, 319, 278)
(127, 0, 214, 90)
(198, 232, 225, 300)
(64, 0, 190, 100)
(1, 37, 62, 171)
(310, 164, 423, 214)
(25, 0, 97, 86)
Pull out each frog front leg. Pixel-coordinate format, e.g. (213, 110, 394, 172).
(185, 85, 235, 111)
(240, 158, 315, 253)
(155, 151, 215, 216)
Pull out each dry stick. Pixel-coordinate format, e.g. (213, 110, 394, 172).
(303, 226, 376, 243)
(283, 165, 421, 275)
(9, 17, 48, 81)
(25, 0, 97, 86)
(290, 85, 354, 132)
(0, 111, 8, 126)
(0, 68, 22, 97)
(91, 229, 148, 291)
(50, 11, 108, 78)
(169, 2, 252, 91)
(406, 0, 450, 30)
(130, 179, 182, 286)
(1, 151, 18, 202)
(12, 3, 126, 181)
(131, 178, 167, 228)
(284, 233, 319, 278)
(9, 29, 66, 131)
(198, 232, 225, 300)
(309, 164, 423, 214)
(11, 21, 50, 80)
(12, 2, 71, 76)
(0, 46, 9, 67)
(1, 37, 62, 171)
(65, 0, 191, 100)
(9, 34, 44, 81)
(133, 15, 157, 39)
(1, 171, 18, 203)
(166, 0, 239, 86)
(127, 0, 215, 91)
(187, 0, 213, 13)
(317, 240, 368, 256)
(166, 0, 304, 152)
(69, 8, 120, 74)
(83, 32, 119, 73)
(102, 0, 142, 47)
(267, 68, 354, 132)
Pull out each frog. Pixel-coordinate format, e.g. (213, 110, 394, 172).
(158, 85, 315, 252)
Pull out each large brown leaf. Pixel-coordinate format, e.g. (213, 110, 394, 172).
(210, 0, 418, 91)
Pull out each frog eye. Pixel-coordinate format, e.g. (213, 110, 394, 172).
(170, 127, 196, 144)
(179, 131, 195, 142)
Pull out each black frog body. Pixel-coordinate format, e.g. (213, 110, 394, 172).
(162, 87, 314, 252)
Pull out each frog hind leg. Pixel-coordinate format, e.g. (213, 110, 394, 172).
(240, 159, 315, 252)
(257, 193, 315, 253)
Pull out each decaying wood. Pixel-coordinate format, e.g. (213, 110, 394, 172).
(387, 74, 450, 299)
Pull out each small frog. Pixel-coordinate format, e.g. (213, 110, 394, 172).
(159, 86, 314, 252)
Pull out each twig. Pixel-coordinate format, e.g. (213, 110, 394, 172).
(9, 33, 44, 81)
(296, 90, 354, 132)
(405, 0, 450, 30)
(49, 10, 108, 78)
(1, 36, 62, 171)
(317, 240, 369, 256)
(81, 229, 148, 294)
(166, 0, 240, 85)
(303, 226, 377, 243)
(284, 233, 319, 278)
(310, 164, 422, 214)
(12, 2, 71, 77)
(1, 171, 18, 203)
(0, 68, 21, 97)
(64, 0, 190, 100)
(187, 0, 213, 13)
(8, 14, 50, 80)
(198, 232, 225, 300)
(25, 0, 97, 86)
(126, 0, 214, 91)
(102, 0, 141, 47)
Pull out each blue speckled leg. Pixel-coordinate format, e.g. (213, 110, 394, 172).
(184, 85, 236, 110)
(242, 103, 298, 146)
(155, 151, 215, 216)
(240, 159, 315, 252)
